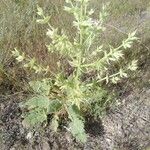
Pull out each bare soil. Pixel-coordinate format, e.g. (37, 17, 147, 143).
(0, 85, 150, 150)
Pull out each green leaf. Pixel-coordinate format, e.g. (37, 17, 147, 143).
(69, 116, 87, 143)
(99, 4, 109, 23)
(37, 5, 44, 16)
(29, 79, 51, 95)
(47, 100, 62, 114)
(25, 95, 50, 109)
(64, 6, 72, 12)
(51, 115, 59, 132)
(23, 108, 47, 127)
(111, 76, 120, 84)
(36, 16, 50, 24)
(68, 105, 87, 143)
(12, 48, 20, 57)
(23, 58, 36, 69)
(16, 55, 24, 62)
(128, 60, 138, 71)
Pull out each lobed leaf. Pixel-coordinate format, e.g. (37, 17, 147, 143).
(25, 95, 50, 109)
(68, 105, 87, 143)
(29, 79, 51, 95)
(23, 108, 47, 127)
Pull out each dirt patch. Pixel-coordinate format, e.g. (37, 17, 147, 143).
(0, 88, 150, 150)
(99, 88, 150, 150)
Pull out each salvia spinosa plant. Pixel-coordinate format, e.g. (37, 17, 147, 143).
(12, 0, 138, 143)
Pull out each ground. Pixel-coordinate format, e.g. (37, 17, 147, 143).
(0, 85, 150, 150)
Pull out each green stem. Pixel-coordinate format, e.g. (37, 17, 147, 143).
(76, 1, 84, 79)
(98, 72, 120, 82)
(82, 43, 124, 68)
(98, 66, 129, 83)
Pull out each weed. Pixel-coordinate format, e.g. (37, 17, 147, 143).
(12, 0, 138, 143)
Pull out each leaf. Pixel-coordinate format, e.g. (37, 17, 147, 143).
(99, 4, 109, 23)
(119, 69, 128, 78)
(36, 16, 50, 24)
(128, 60, 138, 71)
(22, 108, 47, 127)
(29, 79, 51, 95)
(33, 66, 42, 73)
(46, 29, 54, 38)
(25, 95, 50, 109)
(51, 115, 59, 132)
(47, 100, 62, 114)
(37, 5, 44, 16)
(12, 48, 20, 57)
(16, 55, 24, 62)
(68, 105, 87, 143)
(69, 116, 87, 143)
(88, 9, 94, 15)
(64, 6, 72, 12)
(69, 121, 87, 142)
(111, 76, 120, 84)
(130, 30, 136, 37)
(24, 58, 36, 69)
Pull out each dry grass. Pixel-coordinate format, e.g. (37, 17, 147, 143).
(0, 0, 149, 83)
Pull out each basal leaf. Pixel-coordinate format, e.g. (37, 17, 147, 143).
(23, 108, 47, 127)
(25, 95, 50, 109)
(69, 116, 87, 143)
(47, 100, 62, 114)
(29, 79, 51, 95)
(68, 105, 87, 143)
